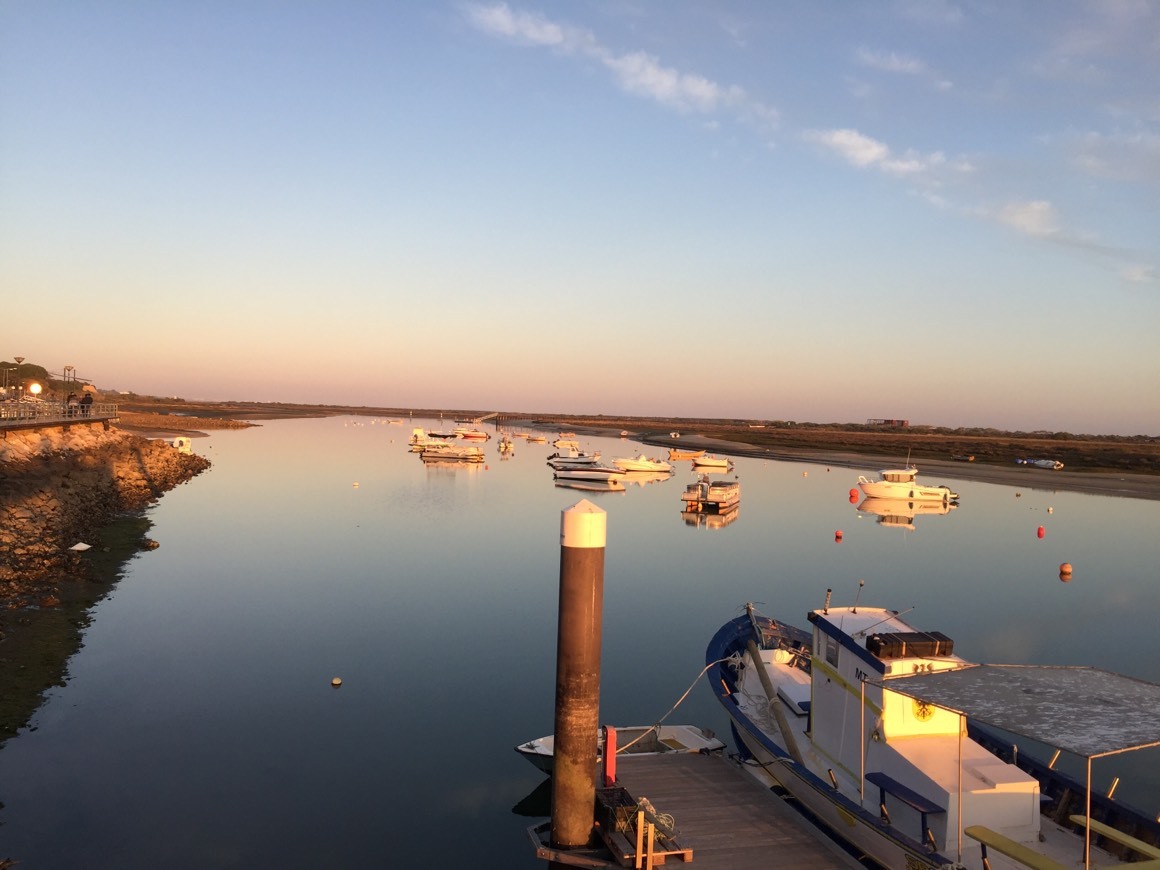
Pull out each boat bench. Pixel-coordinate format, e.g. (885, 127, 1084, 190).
(1068, 815, 1160, 860)
(964, 825, 1069, 870)
(774, 662, 811, 716)
(865, 772, 944, 848)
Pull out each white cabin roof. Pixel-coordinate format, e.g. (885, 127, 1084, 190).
(883, 664, 1160, 758)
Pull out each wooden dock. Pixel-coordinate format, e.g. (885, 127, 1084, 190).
(530, 752, 865, 868)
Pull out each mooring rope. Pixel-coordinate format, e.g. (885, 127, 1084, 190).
(616, 655, 735, 754)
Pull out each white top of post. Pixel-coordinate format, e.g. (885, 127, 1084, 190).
(561, 499, 607, 548)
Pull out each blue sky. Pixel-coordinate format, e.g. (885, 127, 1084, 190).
(2, 2, 1157, 434)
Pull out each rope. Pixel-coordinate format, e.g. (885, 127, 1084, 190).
(616, 655, 735, 754)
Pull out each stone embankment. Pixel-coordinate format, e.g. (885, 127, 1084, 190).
(0, 423, 211, 606)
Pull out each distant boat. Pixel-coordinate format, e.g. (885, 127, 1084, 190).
(691, 454, 732, 471)
(1017, 458, 1064, 470)
(668, 447, 706, 460)
(680, 474, 740, 514)
(553, 465, 625, 482)
(547, 448, 601, 469)
(856, 467, 958, 503)
(612, 454, 673, 473)
(419, 443, 485, 463)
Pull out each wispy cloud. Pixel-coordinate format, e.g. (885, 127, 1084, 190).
(998, 200, 1060, 237)
(463, 2, 778, 127)
(1122, 264, 1156, 284)
(1070, 131, 1160, 184)
(802, 128, 962, 177)
(857, 47, 926, 75)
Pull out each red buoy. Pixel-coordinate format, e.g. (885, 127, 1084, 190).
(834, 530, 843, 542)
(848, 488, 858, 498)
(1037, 525, 1045, 539)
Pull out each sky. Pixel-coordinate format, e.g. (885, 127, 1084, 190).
(1, 2, 1158, 435)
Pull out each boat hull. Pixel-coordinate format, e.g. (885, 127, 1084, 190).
(706, 614, 954, 870)
(857, 479, 957, 502)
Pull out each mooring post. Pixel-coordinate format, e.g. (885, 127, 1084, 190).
(550, 498, 607, 854)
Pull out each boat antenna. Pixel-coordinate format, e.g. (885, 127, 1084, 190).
(852, 579, 864, 613)
(823, 588, 831, 615)
(855, 606, 916, 637)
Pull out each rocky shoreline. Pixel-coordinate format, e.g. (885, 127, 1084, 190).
(0, 423, 211, 606)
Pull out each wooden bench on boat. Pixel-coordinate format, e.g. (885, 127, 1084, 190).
(964, 825, 1069, 870)
(1068, 815, 1160, 862)
(865, 772, 945, 849)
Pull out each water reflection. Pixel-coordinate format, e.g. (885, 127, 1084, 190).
(680, 505, 741, 529)
(856, 496, 958, 532)
(0, 416, 1157, 869)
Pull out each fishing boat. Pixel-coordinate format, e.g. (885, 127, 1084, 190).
(668, 447, 706, 460)
(706, 596, 1160, 870)
(552, 465, 625, 482)
(679, 474, 739, 514)
(691, 454, 732, 471)
(527, 434, 547, 444)
(611, 454, 673, 473)
(514, 724, 725, 776)
(857, 466, 959, 503)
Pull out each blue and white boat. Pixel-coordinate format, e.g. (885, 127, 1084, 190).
(706, 597, 1160, 869)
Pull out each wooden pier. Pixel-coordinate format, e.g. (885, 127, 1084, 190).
(530, 752, 864, 868)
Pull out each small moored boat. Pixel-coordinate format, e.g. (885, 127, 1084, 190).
(515, 724, 725, 776)
(691, 454, 732, 470)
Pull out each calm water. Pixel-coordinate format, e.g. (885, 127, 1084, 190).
(1, 417, 1157, 868)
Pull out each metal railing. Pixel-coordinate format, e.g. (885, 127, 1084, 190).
(0, 401, 119, 427)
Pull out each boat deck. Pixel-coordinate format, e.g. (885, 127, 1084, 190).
(613, 752, 864, 868)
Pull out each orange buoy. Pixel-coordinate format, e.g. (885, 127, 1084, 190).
(848, 488, 858, 498)
(1037, 525, 1045, 539)
(1059, 562, 1073, 575)
(834, 530, 843, 542)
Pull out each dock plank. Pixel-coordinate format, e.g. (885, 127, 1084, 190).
(613, 753, 864, 868)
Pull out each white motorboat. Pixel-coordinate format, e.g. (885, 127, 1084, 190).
(547, 448, 601, 469)
(707, 598, 1160, 870)
(454, 426, 490, 441)
(552, 465, 625, 482)
(691, 454, 732, 470)
(515, 724, 725, 776)
(856, 466, 958, 502)
(611, 454, 673, 473)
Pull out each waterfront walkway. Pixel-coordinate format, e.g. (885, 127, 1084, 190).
(530, 753, 865, 868)
(0, 402, 119, 431)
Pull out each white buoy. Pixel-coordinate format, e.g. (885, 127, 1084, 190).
(331, 677, 343, 687)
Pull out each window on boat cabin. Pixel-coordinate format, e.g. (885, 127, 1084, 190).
(825, 633, 839, 667)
